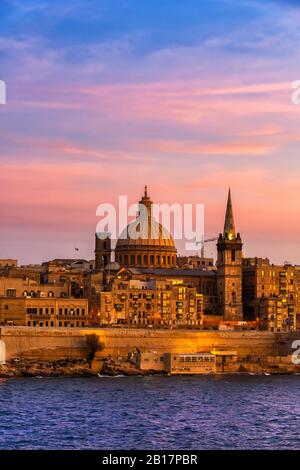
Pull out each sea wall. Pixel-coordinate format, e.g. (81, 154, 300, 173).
(1, 326, 300, 362)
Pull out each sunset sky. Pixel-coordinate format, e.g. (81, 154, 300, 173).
(1, 0, 300, 264)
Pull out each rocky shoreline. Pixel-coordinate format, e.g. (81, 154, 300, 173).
(0, 358, 161, 378)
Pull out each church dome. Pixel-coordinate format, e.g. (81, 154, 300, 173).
(115, 187, 177, 269)
(117, 218, 175, 248)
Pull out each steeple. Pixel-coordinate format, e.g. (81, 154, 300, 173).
(223, 188, 236, 240)
(217, 188, 243, 321)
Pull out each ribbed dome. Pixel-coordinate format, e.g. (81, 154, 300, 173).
(115, 186, 177, 269)
(116, 218, 175, 248)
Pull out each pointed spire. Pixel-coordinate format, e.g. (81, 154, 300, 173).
(144, 185, 148, 198)
(223, 188, 236, 240)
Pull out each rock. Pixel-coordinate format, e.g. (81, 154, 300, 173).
(0, 357, 165, 378)
(100, 359, 148, 376)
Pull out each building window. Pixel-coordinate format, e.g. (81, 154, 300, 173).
(45, 308, 49, 314)
(6, 289, 16, 298)
(130, 255, 135, 265)
(137, 255, 142, 265)
(51, 308, 54, 315)
(150, 255, 154, 265)
(231, 250, 236, 262)
(64, 308, 68, 315)
(39, 308, 43, 315)
(50, 321, 54, 327)
(59, 321, 62, 327)
(82, 308, 85, 315)
(59, 308, 62, 315)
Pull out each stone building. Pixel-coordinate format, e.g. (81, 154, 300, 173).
(176, 255, 214, 271)
(41, 259, 94, 298)
(242, 257, 300, 331)
(0, 265, 90, 327)
(0, 296, 89, 327)
(98, 270, 204, 327)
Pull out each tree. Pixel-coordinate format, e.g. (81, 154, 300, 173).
(85, 334, 104, 364)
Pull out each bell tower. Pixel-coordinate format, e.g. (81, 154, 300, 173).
(95, 232, 111, 271)
(217, 189, 243, 321)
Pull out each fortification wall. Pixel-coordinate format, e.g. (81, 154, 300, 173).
(0, 327, 87, 360)
(1, 326, 299, 361)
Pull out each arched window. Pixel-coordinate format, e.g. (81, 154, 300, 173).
(150, 255, 154, 265)
(130, 255, 135, 265)
(167, 256, 170, 265)
(156, 255, 160, 265)
(162, 256, 165, 266)
(232, 291, 237, 303)
(143, 255, 148, 265)
(137, 255, 142, 265)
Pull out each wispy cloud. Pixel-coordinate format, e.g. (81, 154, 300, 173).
(1, 0, 300, 263)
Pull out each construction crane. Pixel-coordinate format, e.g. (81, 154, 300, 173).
(196, 237, 218, 258)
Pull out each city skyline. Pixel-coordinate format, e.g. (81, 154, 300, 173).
(1, 0, 300, 264)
